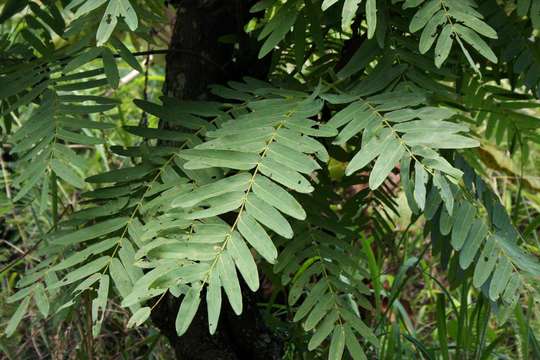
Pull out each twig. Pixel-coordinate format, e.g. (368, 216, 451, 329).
(4, 48, 225, 72)
(1, 239, 38, 261)
(0, 147, 12, 199)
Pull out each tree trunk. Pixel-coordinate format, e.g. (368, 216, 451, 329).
(151, 2, 281, 359)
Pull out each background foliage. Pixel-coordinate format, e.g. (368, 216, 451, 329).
(0, 0, 539, 359)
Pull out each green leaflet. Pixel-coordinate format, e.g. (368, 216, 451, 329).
(110, 258, 135, 307)
(424, 185, 441, 220)
(258, 1, 298, 58)
(334, 112, 376, 145)
(341, 308, 378, 348)
(414, 161, 428, 210)
(328, 101, 365, 127)
(453, 24, 497, 63)
(286, 119, 337, 138)
(97, 0, 138, 46)
(173, 174, 251, 208)
(118, 241, 143, 284)
(180, 149, 260, 170)
(227, 232, 260, 291)
(419, 11, 445, 54)
(402, 132, 479, 149)
(369, 137, 405, 190)
(151, 242, 219, 261)
(345, 130, 392, 176)
(266, 142, 321, 174)
(6, 296, 31, 337)
(187, 224, 229, 243)
(33, 283, 50, 318)
(409, 0, 440, 33)
(51, 256, 110, 288)
(175, 285, 202, 336)
(342, 0, 362, 30)
(53, 218, 128, 245)
(237, 212, 278, 264)
(517, 0, 531, 16)
(86, 164, 155, 183)
(259, 158, 314, 193)
(63, 47, 102, 74)
(102, 47, 119, 88)
(59, 103, 116, 114)
(293, 281, 328, 322)
(288, 266, 320, 305)
(345, 325, 368, 360)
(50, 159, 85, 188)
(57, 129, 103, 145)
(433, 172, 454, 215)
(71, 197, 129, 221)
(434, 24, 453, 68)
(329, 326, 346, 360)
(449, 10, 498, 39)
(473, 236, 498, 288)
(56, 79, 109, 92)
(322, 0, 339, 11)
(71, 0, 108, 18)
(252, 175, 306, 220)
(439, 208, 453, 235)
(195, 127, 269, 152)
(366, 0, 377, 39)
(275, 128, 328, 162)
(186, 191, 245, 219)
(459, 220, 488, 269)
(451, 202, 476, 250)
(245, 193, 293, 239)
(217, 251, 243, 315)
(489, 257, 512, 300)
(110, 36, 142, 72)
(54, 237, 118, 271)
(127, 307, 151, 328)
(502, 273, 520, 305)
(303, 292, 334, 330)
(393, 120, 468, 134)
(308, 310, 339, 351)
(125, 126, 199, 143)
(206, 270, 222, 335)
(402, 156, 421, 214)
(92, 274, 109, 336)
(122, 264, 175, 307)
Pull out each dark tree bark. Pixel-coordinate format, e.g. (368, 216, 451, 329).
(151, 2, 281, 359)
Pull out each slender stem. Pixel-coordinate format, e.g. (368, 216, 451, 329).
(84, 291, 95, 360)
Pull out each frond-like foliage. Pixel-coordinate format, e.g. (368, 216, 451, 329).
(407, 0, 498, 69)
(1, 0, 540, 359)
(9, 90, 116, 202)
(125, 85, 337, 335)
(326, 71, 471, 191)
(427, 157, 540, 306)
(276, 187, 379, 358)
(4, 94, 217, 335)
